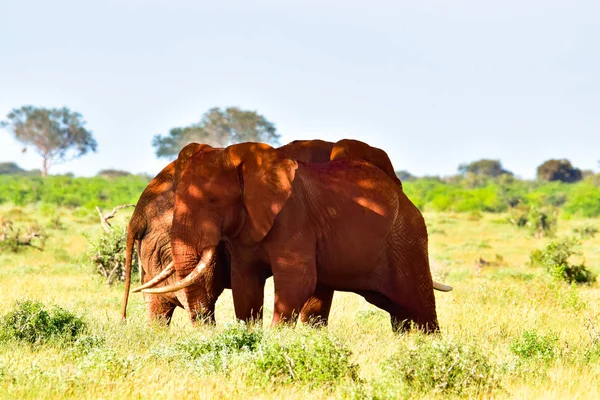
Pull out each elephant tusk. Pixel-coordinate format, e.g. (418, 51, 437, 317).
(141, 247, 215, 294)
(433, 281, 453, 292)
(132, 262, 175, 293)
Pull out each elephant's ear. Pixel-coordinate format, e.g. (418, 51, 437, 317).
(231, 143, 298, 242)
(173, 143, 213, 190)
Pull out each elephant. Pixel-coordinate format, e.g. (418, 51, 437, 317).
(121, 144, 232, 324)
(123, 139, 414, 325)
(143, 141, 449, 333)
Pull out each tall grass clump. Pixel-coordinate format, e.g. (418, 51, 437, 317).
(380, 336, 499, 397)
(0, 300, 86, 345)
(529, 237, 597, 284)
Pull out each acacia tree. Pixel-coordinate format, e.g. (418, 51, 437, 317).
(458, 159, 512, 177)
(536, 159, 582, 183)
(1, 106, 97, 177)
(153, 107, 280, 159)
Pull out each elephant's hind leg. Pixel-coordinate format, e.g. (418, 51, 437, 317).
(300, 285, 334, 327)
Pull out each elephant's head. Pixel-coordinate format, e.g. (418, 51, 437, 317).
(142, 142, 297, 294)
(123, 143, 218, 318)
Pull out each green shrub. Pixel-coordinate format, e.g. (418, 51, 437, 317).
(86, 226, 138, 284)
(250, 329, 358, 387)
(509, 206, 557, 238)
(529, 237, 597, 284)
(154, 324, 358, 387)
(0, 300, 86, 345)
(381, 336, 498, 397)
(156, 323, 263, 373)
(510, 330, 559, 362)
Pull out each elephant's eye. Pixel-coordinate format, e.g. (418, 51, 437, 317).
(207, 196, 219, 204)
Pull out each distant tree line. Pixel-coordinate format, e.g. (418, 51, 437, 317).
(2, 104, 597, 183)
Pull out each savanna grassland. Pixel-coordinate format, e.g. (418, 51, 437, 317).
(1, 177, 600, 399)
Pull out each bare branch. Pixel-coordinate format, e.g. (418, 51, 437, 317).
(96, 204, 135, 232)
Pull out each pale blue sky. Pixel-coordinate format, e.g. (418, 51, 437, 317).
(1, 1, 598, 179)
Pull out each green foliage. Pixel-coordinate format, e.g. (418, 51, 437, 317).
(162, 323, 263, 373)
(0, 175, 148, 208)
(86, 226, 138, 284)
(508, 206, 557, 238)
(153, 106, 280, 159)
(510, 330, 559, 362)
(382, 336, 499, 397)
(562, 183, 600, 217)
(0, 300, 86, 345)
(154, 324, 357, 388)
(529, 237, 597, 284)
(458, 159, 512, 177)
(2, 105, 97, 176)
(536, 159, 582, 183)
(251, 330, 358, 387)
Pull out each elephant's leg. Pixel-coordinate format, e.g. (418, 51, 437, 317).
(388, 304, 439, 334)
(271, 256, 317, 326)
(300, 285, 334, 326)
(231, 266, 266, 324)
(143, 294, 177, 326)
(180, 286, 217, 325)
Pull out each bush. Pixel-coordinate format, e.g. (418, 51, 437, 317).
(381, 336, 498, 397)
(153, 324, 358, 388)
(251, 330, 358, 387)
(0, 219, 46, 253)
(529, 237, 597, 284)
(157, 323, 263, 373)
(510, 330, 559, 362)
(509, 206, 557, 238)
(86, 226, 138, 284)
(0, 300, 86, 345)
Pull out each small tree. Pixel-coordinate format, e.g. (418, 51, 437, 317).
(97, 169, 131, 178)
(0, 162, 25, 175)
(536, 159, 582, 183)
(458, 159, 512, 177)
(153, 107, 280, 159)
(1, 106, 97, 177)
(395, 170, 416, 181)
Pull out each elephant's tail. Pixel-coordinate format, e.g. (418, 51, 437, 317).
(121, 225, 137, 321)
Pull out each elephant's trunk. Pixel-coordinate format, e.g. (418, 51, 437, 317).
(141, 246, 215, 294)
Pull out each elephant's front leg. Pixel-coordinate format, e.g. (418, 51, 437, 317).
(270, 250, 317, 326)
(143, 293, 177, 326)
(231, 262, 267, 324)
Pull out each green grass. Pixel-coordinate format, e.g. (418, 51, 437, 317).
(1, 206, 600, 398)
